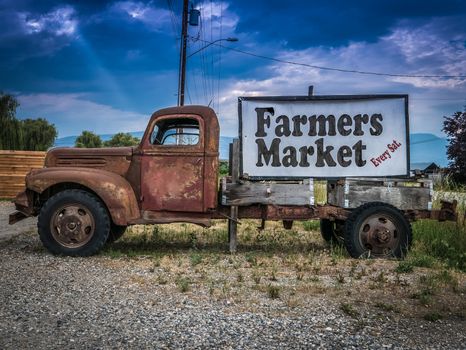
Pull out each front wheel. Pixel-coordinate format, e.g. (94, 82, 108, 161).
(344, 202, 412, 259)
(38, 189, 110, 256)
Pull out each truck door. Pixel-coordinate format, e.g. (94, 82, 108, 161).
(141, 115, 205, 212)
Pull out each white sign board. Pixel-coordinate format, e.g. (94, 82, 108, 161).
(239, 95, 409, 178)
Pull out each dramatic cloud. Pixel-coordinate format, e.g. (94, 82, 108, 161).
(109, 1, 171, 31)
(18, 5, 78, 37)
(196, 1, 238, 31)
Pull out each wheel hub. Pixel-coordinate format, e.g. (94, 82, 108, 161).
(359, 214, 399, 257)
(51, 204, 95, 248)
(375, 227, 392, 243)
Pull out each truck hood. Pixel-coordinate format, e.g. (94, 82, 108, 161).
(45, 147, 134, 177)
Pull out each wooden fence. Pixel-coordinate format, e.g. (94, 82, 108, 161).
(0, 150, 46, 198)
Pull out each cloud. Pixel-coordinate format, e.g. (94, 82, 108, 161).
(213, 17, 466, 136)
(196, 1, 238, 31)
(110, 1, 171, 31)
(0, 5, 79, 63)
(18, 5, 78, 37)
(16, 93, 149, 137)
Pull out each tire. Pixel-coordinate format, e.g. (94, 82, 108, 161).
(320, 219, 345, 245)
(107, 223, 127, 244)
(344, 202, 412, 259)
(38, 189, 110, 256)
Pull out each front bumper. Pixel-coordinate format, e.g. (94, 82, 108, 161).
(8, 190, 35, 225)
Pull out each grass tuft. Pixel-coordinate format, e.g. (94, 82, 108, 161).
(424, 312, 443, 322)
(176, 277, 191, 293)
(340, 303, 359, 318)
(267, 285, 280, 299)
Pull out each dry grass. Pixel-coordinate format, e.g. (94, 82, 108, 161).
(101, 219, 466, 321)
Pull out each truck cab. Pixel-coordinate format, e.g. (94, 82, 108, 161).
(9, 105, 220, 256)
(138, 105, 219, 214)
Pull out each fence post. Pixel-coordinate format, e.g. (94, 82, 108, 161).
(228, 139, 240, 253)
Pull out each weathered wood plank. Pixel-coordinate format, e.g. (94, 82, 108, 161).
(224, 181, 314, 206)
(327, 178, 432, 210)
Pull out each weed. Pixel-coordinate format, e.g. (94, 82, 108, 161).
(245, 253, 257, 267)
(409, 254, 437, 268)
(374, 302, 396, 312)
(349, 261, 358, 277)
(269, 267, 278, 281)
(355, 268, 367, 280)
(252, 271, 261, 284)
(190, 253, 203, 267)
(435, 269, 458, 288)
(309, 276, 320, 282)
(267, 285, 280, 299)
(152, 257, 161, 267)
(374, 271, 387, 284)
(336, 273, 345, 284)
(330, 244, 347, 262)
(411, 288, 434, 306)
(236, 272, 244, 283)
(157, 275, 168, 285)
(340, 303, 359, 318)
(303, 220, 320, 231)
(296, 272, 304, 281)
(104, 248, 124, 259)
(396, 261, 414, 273)
(424, 312, 443, 322)
(188, 232, 198, 248)
(176, 277, 191, 293)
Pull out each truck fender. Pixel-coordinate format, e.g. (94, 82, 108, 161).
(26, 167, 140, 225)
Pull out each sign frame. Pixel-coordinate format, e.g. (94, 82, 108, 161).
(238, 94, 410, 180)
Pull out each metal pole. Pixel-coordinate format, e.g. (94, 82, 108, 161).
(178, 0, 189, 106)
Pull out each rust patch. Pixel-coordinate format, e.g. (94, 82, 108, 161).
(46, 147, 133, 177)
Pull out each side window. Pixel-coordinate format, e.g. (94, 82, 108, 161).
(150, 118, 200, 146)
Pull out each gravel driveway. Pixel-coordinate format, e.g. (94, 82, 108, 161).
(0, 202, 465, 349)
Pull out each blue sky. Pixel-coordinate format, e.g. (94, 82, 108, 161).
(1, 0, 465, 138)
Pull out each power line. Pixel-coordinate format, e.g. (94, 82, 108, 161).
(193, 38, 466, 79)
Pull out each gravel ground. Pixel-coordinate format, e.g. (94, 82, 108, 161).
(1, 202, 465, 349)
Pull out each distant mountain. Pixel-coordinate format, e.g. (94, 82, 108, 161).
(55, 132, 449, 167)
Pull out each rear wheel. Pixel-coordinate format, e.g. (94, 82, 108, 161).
(344, 202, 412, 259)
(38, 189, 110, 256)
(320, 219, 345, 245)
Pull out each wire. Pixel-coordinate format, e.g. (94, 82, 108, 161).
(193, 38, 466, 79)
(217, 2, 223, 114)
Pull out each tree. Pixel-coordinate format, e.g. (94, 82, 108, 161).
(21, 118, 58, 151)
(0, 93, 57, 151)
(443, 107, 466, 181)
(75, 131, 102, 148)
(103, 132, 140, 147)
(0, 93, 23, 150)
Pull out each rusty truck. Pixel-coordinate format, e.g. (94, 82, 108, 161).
(9, 94, 457, 258)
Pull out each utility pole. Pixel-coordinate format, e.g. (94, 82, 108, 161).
(177, 0, 189, 106)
